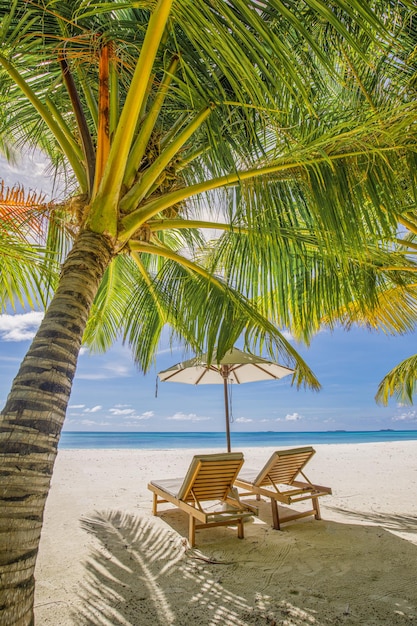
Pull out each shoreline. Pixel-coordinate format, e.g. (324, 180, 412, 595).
(35, 441, 417, 624)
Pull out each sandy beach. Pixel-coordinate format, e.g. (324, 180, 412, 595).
(34, 442, 417, 625)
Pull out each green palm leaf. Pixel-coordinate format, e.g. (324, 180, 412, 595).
(376, 354, 417, 405)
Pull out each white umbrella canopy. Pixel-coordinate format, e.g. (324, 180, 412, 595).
(158, 347, 294, 451)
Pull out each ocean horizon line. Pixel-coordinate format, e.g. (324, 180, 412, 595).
(59, 429, 417, 450)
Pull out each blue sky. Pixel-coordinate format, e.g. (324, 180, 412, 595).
(1, 154, 416, 433)
(0, 314, 415, 432)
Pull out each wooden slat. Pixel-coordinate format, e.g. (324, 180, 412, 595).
(148, 452, 255, 546)
(182, 458, 242, 501)
(259, 450, 314, 486)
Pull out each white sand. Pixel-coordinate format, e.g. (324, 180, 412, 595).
(34, 442, 417, 625)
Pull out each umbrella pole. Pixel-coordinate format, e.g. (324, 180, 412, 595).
(222, 368, 231, 453)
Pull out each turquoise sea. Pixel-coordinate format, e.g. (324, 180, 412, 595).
(59, 430, 417, 450)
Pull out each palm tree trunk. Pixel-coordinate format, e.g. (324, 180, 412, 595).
(0, 229, 114, 626)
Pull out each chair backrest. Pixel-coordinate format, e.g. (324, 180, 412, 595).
(178, 452, 244, 502)
(254, 447, 315, 487)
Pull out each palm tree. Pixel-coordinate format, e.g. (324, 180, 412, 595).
(1, 1, 417, 623)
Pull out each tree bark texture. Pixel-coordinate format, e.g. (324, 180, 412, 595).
(0, 229, 114, 626)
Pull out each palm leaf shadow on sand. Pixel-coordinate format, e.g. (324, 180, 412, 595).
(75, 509, 417, 625)
(325, 507, 417, 534)
(76, 510, 263, 625)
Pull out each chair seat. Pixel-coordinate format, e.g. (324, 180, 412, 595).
(149, 478, 183, 498)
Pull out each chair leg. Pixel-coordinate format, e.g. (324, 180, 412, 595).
(188, 515, 196, 547)
(271, 499, 281, 530)
(313, 496, 321, 520)
(152, 493, 158, 516)
(237, 518, 244, 539)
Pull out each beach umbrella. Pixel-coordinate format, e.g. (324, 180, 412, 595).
(158, 347, 294, 452)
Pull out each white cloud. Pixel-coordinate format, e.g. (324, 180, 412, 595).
(75, 373, 110, 380)
(109, 407, 136, 416)
(77, 419, 112, 426)
(67, 405, 153, 422)
(104, 363, 130, 376)
(77, 362, 131, 380)
(393, 411, 417, 422)
(1, 152, 60, 199)
(123, 412, 153, 421)
(108, 407, 154, 420)
(166, 412, 210, 422)
(84, 405, 102, 413)
(64, 417, 113, 429)
(284, 412, 302, 422)
(235, 417, 253, 423)
(0, 312, 44, 341)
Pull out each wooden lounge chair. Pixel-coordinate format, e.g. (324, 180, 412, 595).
(148, 452, 257, 546)
(234, 447, 332, 530)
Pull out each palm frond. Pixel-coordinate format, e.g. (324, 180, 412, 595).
(376, 354, 417, 405)
(0, 181, 63, 308)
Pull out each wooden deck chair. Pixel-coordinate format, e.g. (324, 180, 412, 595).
(148, 452, 257, 547)
(234, 447, 332, 530)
